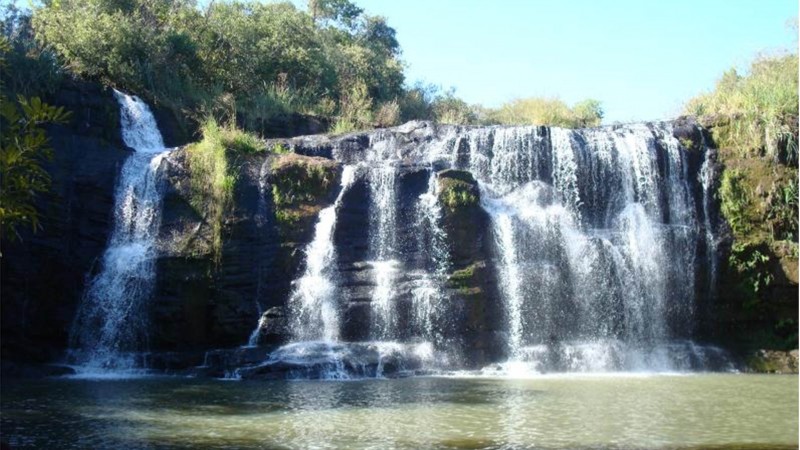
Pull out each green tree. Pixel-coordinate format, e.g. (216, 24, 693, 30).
(308, 0, 363, 29)
(572, 99, 603, 127)
(0, 37, 70, 241)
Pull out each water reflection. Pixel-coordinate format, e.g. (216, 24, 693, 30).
(1, 375, 797, 449)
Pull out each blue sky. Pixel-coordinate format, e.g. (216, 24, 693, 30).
(333, 0, 796, 123)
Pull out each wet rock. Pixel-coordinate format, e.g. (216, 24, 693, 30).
(197, 346, 276, 378)
(0, 79, 129, 364)
(236, 342, 423, 380)
(252, 307, 289, 346)
(746, 349, 799, 374)
(1, 361, 76, 379)
(437, 169, 480, 209)
(151, 149, 341, 353)
(270, 153, 342, 241)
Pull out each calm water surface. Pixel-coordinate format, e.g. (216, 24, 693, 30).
(1, 374, 797, 449)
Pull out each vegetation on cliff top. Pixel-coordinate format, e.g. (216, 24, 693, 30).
(685, 51, 798, 350)
(3, 0, 604, 134)
(270, 153, 339, 232)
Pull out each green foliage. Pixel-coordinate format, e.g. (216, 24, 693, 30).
(271, 143, 291, 155)
(718, 169, 754, 236)
(728, 242, 773, 309)
(432, 92, 476, 125)
(442, 189, 478, 208)
(438, 176, 479, 209)
(693, 51, 799, 322)
(0, 36, 70, 241)
(270, 157, 335, 208)
(448, 265, 476, 287)
(398, 84, 434, 122)
(270, 155, 337, 231)
(184, 119, 264, 263)
(308, 0, 363, 29)
(686, 53, 798, 162)
(374, 99, 400, 127)
(30, 0, 405, 134)
(274, 208, 301, 228)
(571, 99, 604, 128)
(1, 3, 63, 97)
(486, 97, 604, 128)
(447, 263, 484, 295)
(334, 80, 373, 132)
(767, 179, 798, 241)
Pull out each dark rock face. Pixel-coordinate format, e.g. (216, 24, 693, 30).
(7, 103, 791, 376)
(1, 80, 129, 364)
(238, 112, 331, 139)
(436, 170, 505, 367)
(252, 306, 289, 346)
(150, 150, 341, 352)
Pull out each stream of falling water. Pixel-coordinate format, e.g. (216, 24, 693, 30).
(452, 123, 719, 373)
(233, 122, 728, 378)
(282, 165, 356, 342)
(67, 91, 170, 376)
(410, 171, 451, 346)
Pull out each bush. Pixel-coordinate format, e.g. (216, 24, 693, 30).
(486, 97, 603, 128)
(185, 119, 265, 262)
(432, 92, 476, 125)
(0, 37, 70, 241)
(686, 53, 798, 162)
(1, 4, 63, 97)
(374, 99, 400, 127)
(30, 0, 406, 136)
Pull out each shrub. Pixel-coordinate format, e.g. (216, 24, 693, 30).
(686, 53, 798, 162)
(432, 92, 476, 125)
(374, 99, 400, 127)
(184, 119, 264, 263)
(0, 36, 70, 240)
(487, 97, 603, 128)
(30, 0, 406, 136)
(718, 169, 754, 236)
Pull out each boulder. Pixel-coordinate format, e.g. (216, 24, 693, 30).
(746, 349, 799, 374)
(252, 307, 290, 346)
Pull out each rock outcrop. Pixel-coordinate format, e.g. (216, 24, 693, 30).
(3, 105, 797, 375)
(1, 80, 129, 363)
(150, 150, 342, 353)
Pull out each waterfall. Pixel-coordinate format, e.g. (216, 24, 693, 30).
(282, 165, 356, 342)
(368, 162, 400, 340)
(453, 123, 709, 372)
(67, 90, 170, 374)
(238, 121, 728, 378)
(411, 172, 450, 345)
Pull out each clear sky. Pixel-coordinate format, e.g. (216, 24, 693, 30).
(334, 0, 797, 123)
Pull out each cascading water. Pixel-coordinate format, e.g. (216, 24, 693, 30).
(242, 121, 729, 379)
(285, 165, 356, 342)
(367, 138, 401, 340)
(450, 123, 718, 372)
(245, 166, 362, 378)
(68, 90, 170, 374)
(410, 172, 450, 344)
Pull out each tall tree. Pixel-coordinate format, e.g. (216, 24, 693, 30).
(308, 0, 362, 29)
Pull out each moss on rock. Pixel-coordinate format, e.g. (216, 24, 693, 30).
(447, 262, 490, 297)
(270, 153, 341, 235)
(437, 169, 480, 209)
(746, 349, 799, 374)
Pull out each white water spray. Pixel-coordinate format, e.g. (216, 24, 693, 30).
(281, 165, 356, 343)
(68, 90, 170, 374)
